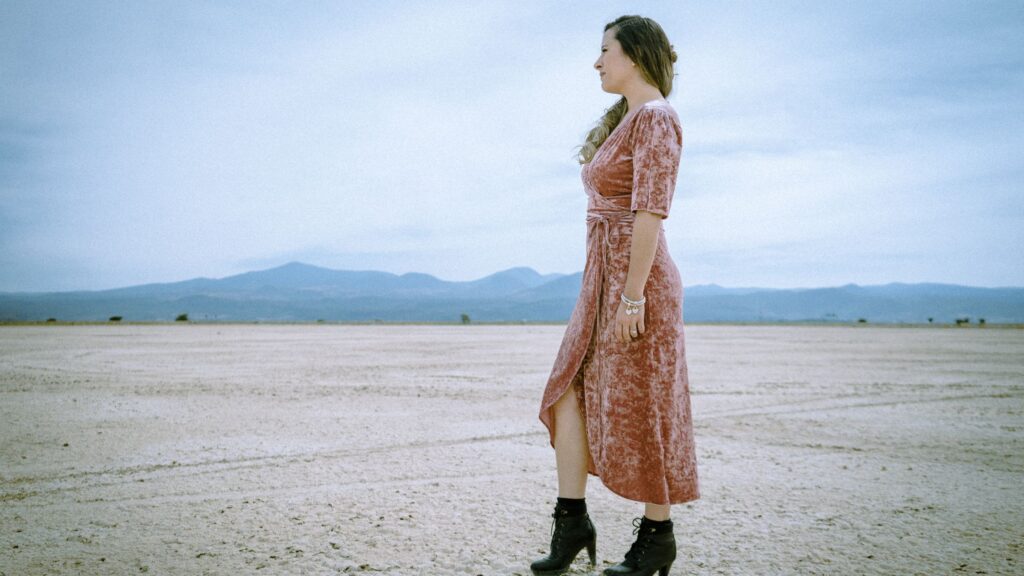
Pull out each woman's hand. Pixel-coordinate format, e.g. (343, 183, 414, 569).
(614, 294, 645, 344)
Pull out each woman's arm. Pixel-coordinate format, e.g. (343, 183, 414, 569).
(617, 106, 681, 344)
(615, 209, 662, 343)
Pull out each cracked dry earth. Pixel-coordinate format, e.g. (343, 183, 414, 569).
(0, 324, 1021, 575)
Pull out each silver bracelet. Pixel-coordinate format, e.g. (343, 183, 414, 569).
(621, 293, 646, 315)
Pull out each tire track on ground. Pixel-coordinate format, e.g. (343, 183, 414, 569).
(702, 391, 1023, 419)
(1, 430, 541, 502)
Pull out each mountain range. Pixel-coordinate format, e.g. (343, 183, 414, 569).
(2, 262, 1022, 324)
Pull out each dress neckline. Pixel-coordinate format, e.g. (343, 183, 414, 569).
(585, 99, 670, 169)
(609, 98, 669, 140)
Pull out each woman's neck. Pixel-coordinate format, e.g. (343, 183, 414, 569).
(621, 81, 665, 113)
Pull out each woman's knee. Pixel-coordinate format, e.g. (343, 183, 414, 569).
(553, 387, 581, 419)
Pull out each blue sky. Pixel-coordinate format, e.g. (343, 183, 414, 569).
(1, 0, 1022, 292)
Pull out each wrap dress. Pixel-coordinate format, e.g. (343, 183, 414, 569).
(538, 99, 700, 505)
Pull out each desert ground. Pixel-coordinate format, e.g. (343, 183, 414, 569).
(0, 324, 1021, 575)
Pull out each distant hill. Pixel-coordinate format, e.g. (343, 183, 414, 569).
(1, 262, 1022, 324)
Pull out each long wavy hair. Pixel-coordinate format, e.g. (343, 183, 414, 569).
(576, 15, 678, 165)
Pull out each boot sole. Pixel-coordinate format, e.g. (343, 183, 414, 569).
(530, 537, 597, 575)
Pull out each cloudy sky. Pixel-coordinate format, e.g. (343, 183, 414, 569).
(2, 0, 1022, 292)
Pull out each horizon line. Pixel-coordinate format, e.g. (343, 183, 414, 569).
(2, 260, 1023, 295)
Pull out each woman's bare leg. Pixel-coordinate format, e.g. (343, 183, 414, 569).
(552, 386, 589, 498)
(644, 503, 670, 521)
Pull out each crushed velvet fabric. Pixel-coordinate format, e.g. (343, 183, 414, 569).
(538, 100, 699, 505)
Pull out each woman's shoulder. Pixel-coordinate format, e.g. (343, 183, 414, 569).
(636, 99, 678, 121)
(629, 100, 681, 142)
(641, 98, 672, 110)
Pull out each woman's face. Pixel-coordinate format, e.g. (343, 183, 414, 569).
(593, 28, 635, 94)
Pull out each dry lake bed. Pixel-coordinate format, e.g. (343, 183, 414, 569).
(1, 324, 1022, 575)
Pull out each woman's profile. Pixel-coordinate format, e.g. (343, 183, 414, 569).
(532, 15, 699, 576)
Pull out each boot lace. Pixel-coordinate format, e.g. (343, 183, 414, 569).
(623, 517, 656, 564)
(549, 509, 569, 551)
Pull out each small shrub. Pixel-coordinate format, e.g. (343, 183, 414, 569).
(175, 313, 189, 322)
(109, 316, 122, 322)
(857, 318, 867, 323)
(46, 318, 57, 323)
(461, 313, 471, 324)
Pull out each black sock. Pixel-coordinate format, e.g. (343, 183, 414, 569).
(641, 516, 673, 534)
(555, 497, 587, 517)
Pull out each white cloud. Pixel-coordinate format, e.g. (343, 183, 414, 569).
(1, 0, 1021, 290)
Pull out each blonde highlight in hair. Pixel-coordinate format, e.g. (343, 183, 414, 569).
(575, 15, 678, 165)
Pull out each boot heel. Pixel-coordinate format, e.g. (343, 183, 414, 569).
(586, 537, 597, 566)
(659, 561, 673, 576)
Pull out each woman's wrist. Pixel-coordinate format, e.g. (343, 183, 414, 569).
(620, 292, 645, 305)
(622, 285, 645, 301)
(620, 292, 645, 316)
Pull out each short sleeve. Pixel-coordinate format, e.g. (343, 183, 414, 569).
(630, 106, 682, 219)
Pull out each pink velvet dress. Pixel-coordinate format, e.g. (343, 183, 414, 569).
(538, 99, 700, 505)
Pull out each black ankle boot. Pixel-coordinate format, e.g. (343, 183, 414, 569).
(529, 505, 597, 576)
(602, 517, 676, 576)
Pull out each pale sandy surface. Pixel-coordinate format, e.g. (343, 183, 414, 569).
(1, 324, 1022, 576)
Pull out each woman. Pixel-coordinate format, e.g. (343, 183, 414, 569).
(531, 15, 699, 576)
